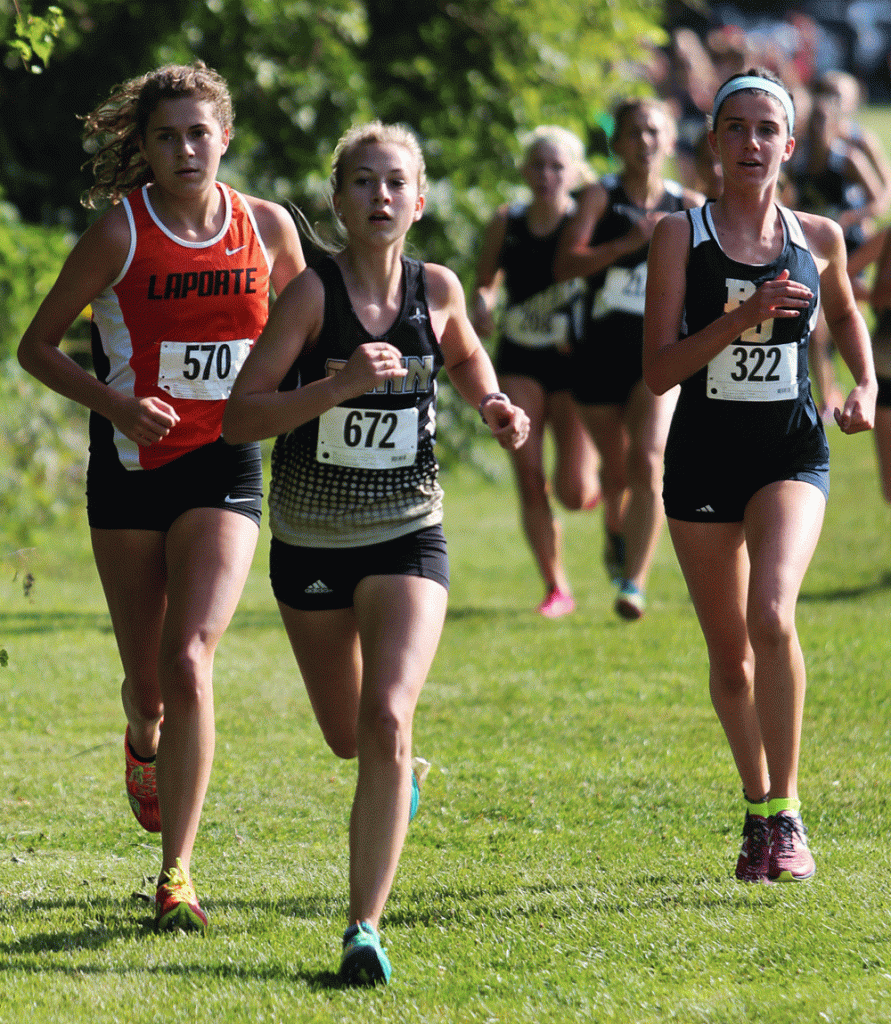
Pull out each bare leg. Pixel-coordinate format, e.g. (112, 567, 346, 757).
(667, 517, 768, 799)
(279, 574, 448, 930)
(575, 402, 629, 539)
(743, 482, 825, 801)
(547, 390, 601, 511)
(91, 527, 166, 760)
(157, 508, 257, 877)
(620, 381, 678, 593)
(93, 508, 258, 879)
(500, 375, 571, 596)
(873, 405, 891, 505)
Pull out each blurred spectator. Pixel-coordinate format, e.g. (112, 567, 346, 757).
(783, 74, 888, 419)
(664, 28, 719, 190)
(819, 69, 891, 205)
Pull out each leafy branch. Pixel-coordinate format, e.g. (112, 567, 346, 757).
(7, 1, 65, 72)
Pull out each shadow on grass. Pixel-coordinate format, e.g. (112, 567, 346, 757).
(0, 606, 286, 637)
(446, 605, 533, 621)
(0, 897, 379, 991)
(0, 897, 150, 957)
(0, 610, 113, 637)
(0, 878, 777, 993)
(0, 601, 548, 635)
(800, 569, 891, 603)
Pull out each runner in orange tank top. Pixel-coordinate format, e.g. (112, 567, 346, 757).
(18, 62, 306, 931)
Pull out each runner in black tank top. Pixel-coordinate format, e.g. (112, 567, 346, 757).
(473, 127, 600, 618)
(555, 97, 704, 620)
(224, 122, 529, 986)
(865, 228, 891, 507)
(782, 77, 885, 420)
(644, 70, 876, 886)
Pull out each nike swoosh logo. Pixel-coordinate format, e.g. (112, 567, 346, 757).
(224, 495, 254, 504)
(226, 245, 246, 256)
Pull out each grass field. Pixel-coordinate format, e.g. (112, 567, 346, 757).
(4, 103, 891, 1024)
(2, 404, 891, 1022)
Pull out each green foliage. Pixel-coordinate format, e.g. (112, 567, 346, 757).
(0, 0, 666, 533)
(5, 1, 64, 71)
(0, 359, 90, 548)
(0, 0, 665, 270)
(0, 203, 73, 360)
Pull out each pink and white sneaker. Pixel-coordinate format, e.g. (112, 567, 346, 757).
(735, 811, 771, 882)
(768, 810, 816, 882)
(538, 588, 575, 619)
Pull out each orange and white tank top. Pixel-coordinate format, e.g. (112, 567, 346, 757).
(90, 183, 271, 470)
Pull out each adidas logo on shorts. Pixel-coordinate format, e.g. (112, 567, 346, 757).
(304, 579, 333, 594)
(696, 505, 715, 513)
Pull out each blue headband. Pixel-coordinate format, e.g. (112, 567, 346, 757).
(712, 76, 795, 134)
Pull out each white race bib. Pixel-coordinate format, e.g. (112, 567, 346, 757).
(501, 306, 570, 348)
(707, 341, 798, 401)
(316, 406, 419, 469)
(593, 263, 647, 318)
(158, 339, 251, 400)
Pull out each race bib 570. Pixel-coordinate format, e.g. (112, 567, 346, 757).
(158, 339, 251, 400)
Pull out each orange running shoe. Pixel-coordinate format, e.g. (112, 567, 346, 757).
(125, 726, 161, 833)
(155, 859, 208, 932)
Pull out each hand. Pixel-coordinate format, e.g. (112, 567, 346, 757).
(833, 381, 877, 434)
(626, 211, 665, 249)
(116, 396, 180, 447)
(481, 396, 530, 450)
(745, 270, 813, 325)
(817, 384, 846, 424)
(471, 293, 496, 339)
(340, 342, 408, 396)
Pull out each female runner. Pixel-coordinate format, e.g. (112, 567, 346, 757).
(473, 126, 601, 618)
(556, 98, 704, 620)
(223, 122, 529, 983)
(18, 63, 305, 928)
(644, 69, 875, 882)
(867, 228, 891, 509)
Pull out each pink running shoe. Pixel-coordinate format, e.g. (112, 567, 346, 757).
(538, 588, 575, 619)
(735, 811, 771, 882)
(768, 810, 815, 881)
(125, 726, 161, 833)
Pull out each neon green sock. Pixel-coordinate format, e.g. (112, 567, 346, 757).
(768, 796, 801, 817)
(744, 796, 769, 817)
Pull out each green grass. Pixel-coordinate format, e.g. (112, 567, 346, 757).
(3, 413, 891, 1023)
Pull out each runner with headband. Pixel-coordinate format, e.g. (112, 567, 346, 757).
(644, 68, 875, 882)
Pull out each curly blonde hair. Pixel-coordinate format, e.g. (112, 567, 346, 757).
(80, 61, 233, 208)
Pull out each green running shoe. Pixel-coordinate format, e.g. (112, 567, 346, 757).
(339, 921, 392, 986)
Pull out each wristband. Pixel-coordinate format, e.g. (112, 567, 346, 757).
(478, 391, 509, 422)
